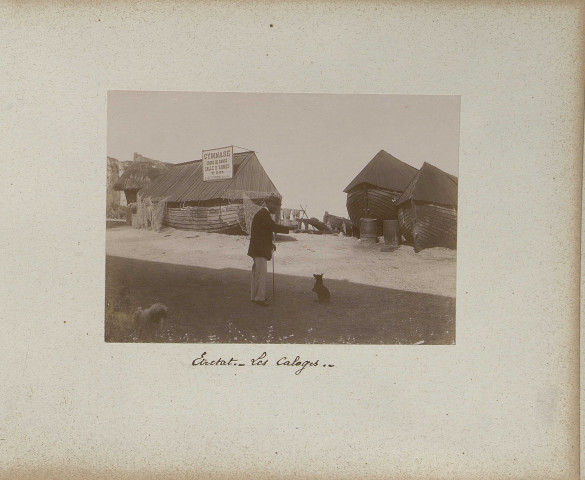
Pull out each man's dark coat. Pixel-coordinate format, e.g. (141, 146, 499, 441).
(247, 208, 289, 260)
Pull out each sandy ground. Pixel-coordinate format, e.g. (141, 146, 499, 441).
(106, 223, 456, 297)
(105, 222, 456, 344)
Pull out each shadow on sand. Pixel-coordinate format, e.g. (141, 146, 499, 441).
(105, 255, 455, 345)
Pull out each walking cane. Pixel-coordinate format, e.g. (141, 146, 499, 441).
(272, 252, 275, 300)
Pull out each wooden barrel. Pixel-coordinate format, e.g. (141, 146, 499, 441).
(360, 218, 378, 244)
(383, 220, 399, 246)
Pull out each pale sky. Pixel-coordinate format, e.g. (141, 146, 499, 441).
(108, 92, 460, 218)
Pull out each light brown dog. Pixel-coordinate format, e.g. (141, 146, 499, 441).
(133, 303, 168, 341)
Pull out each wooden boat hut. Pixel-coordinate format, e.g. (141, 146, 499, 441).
(343, 150, 418, 236)
(113, 153, 172, 204)
(138, 150, 282, 234)
(395, 162, 458, 253)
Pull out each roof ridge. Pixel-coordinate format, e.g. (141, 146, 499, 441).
(396, 161, 458, 206)
(379, 149, 416, 168)
(173, 150, 252, 166)
(343, 149, 418, 193)
(421, 161, 459, 183)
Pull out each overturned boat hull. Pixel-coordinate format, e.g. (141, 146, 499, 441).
(164, 204, 245, 234)
(346, 186, 402, 235)
(398, 202, 457, 252)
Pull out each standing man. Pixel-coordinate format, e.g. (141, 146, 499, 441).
(247, 195, 291, 306)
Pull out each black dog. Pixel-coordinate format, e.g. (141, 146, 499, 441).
(312, 274, 331, 302)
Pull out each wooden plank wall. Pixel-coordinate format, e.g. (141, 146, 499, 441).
(366, 188, 400, 221)
(412, 203, 457, 252)
(164, 204, 244, 233)
(398, 204, 415, 244)
(346, 189, 367, 226)
(346, 187, 401, 234)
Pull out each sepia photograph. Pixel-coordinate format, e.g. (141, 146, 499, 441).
(106, 91, 459, 345)
(2, 1, 582, 478)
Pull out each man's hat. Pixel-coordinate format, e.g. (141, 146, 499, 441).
(265, 194, 281, 205)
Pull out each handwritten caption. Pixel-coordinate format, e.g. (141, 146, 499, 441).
(192, 352, 335, 375)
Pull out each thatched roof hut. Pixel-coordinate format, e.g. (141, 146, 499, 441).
(396, 162, 458, 252)
(113, 153, 172, 203)
(343, 150, 418, 235)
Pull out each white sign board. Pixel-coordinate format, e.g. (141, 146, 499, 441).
(202, 146, 233, 181)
